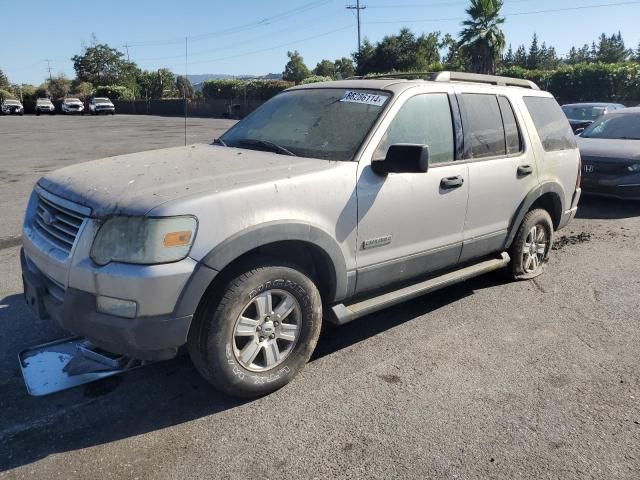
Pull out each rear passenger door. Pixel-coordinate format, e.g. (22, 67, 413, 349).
(455, 88, 539, 262)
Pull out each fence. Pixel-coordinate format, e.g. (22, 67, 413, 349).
(112, 98, 267, 118)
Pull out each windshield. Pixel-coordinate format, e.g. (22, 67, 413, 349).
(65, 98, 81, 103)
(562, 105, 606, 121)
(5, 100, 20, 105)
(220, 88, 391, 161)
(36, 99, 51, 104)
(94, 97, 110, 103)
(582, 114, 640, 140)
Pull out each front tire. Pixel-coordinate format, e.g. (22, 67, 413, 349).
(188, 263, 322, 398)
(509, 209, 554, 280)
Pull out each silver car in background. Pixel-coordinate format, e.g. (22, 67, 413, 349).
(89, 97, 115, 115)
(61, 97, 85, 115)
(35, 98, 55, 115)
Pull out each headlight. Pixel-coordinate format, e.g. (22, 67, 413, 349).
(627, 163, 640, 173)
(91, 216, 197, 266)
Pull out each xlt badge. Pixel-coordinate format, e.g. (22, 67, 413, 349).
(363, 235, 392, 250)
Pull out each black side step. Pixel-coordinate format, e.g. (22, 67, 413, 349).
(330, 252, 510, 325)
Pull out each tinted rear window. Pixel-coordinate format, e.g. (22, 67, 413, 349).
(524, 97, 576, 151)
(463, 94, 506, 158)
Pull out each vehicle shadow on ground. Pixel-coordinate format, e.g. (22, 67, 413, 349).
(577, 195, 640, 220)
(0, 275, 499, 472)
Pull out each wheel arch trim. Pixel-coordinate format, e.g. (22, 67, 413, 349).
(504, 181, 566, 250)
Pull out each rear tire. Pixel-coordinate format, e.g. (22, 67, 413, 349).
(508, 209, 554, 280)
(188, 262, 322, 398)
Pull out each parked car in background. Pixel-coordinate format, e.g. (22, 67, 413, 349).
(35, 98, 55, 115)
(577, 107, 640, 200)
(561, 102, 625, 133)
(89, 97, 115, 115)
(61, 97, 85, 115)
(1, 98, 24, 115)
(21, 73, 581, 398)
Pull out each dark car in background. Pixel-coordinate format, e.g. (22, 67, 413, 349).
(577, 107, 640, 200)
(562, 103, 625, 133)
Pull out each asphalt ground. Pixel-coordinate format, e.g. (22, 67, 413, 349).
(0, 115, 639, 479)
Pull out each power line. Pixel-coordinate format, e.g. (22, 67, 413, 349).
(124, 0, 333, 47)
(346, 1, 367, 56)
(367, 0, 640, 24)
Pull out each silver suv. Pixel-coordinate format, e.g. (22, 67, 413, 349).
(21, 72, 581, 397)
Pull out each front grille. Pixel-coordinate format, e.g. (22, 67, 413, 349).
(33, 194, 86, 255)
(583, 158, 630, 176)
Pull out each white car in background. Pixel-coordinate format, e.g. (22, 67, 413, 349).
(1, 98, 24, 115)
(61, 97, 85, 115)
(35, 98, 55, 115)
(89, 97, 115, 115)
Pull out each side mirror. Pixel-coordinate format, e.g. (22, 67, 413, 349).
(574, 128, 585, 136)
(371, 144, 430, 175)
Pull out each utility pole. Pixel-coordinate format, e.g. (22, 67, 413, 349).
(123, 43, 131, 62)
(346, 0, 366, 56)
(45, 59, 53, 81)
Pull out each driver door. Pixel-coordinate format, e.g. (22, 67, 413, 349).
(355, 90, 469, 294)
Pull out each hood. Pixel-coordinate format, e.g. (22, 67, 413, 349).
(577, 137, 640, 162)
(38, 144, 338, 217)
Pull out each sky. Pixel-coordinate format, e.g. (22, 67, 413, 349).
(2, 0, 640, 85)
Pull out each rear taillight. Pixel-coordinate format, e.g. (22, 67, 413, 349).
(576, 155, 582, 189)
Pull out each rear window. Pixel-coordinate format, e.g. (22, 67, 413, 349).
(524, 97, 576, 152)
(462, 94, 506, 159)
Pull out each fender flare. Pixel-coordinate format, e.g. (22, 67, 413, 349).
(504, 181, 566, 249)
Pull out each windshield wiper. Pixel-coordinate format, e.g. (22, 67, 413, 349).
(236, 139, 296, 156)
(213, 138, 227, 146)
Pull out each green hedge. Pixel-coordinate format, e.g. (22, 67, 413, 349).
(202, 79, 293, 100)
(499, 63, 640, 102)
(94, 85, 134, 100)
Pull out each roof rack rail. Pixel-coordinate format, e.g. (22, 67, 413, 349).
(348, 71, 540, 90)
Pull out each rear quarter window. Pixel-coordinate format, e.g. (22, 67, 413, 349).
(523, 97, 576, 152)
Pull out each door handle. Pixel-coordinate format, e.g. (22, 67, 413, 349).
(440, 175, 464, 189)
(517, 165, 534, 176)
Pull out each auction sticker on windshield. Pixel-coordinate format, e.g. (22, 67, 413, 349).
(340, 91, 388, 107)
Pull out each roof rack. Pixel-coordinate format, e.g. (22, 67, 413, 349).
(349, 71, 540, 90)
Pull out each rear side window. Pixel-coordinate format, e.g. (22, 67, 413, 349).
(462, 94, 506, 158)
(523, 97, 576, 151)
(498, 96, 522, 155)
(374, 93, 454, 164)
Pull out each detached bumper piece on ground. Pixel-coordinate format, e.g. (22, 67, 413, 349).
(19, 337, 147, 396)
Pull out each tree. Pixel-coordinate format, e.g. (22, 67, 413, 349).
(72, 81, 94, 100)
(313, 59, 336, 78)
(596, 32, 629, 63)
(353, 38, 376, 75)
(0, 68, 9, 89)
(502, 44, 514, 67)
(47, 73, 72, 99)
(176, 75, 193, 98)
(527, 33, 540, 70)
(442, 33, 470, 70)
(282, 50, 310, 84)
(458, 0, 506, 74)
(514, 45, 527, 68)
(634, 42, 640, 62)
(334, 57, 355, 79)
(72, 43, 138, 86)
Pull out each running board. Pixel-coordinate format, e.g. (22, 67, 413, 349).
(331, 252, 510, 325)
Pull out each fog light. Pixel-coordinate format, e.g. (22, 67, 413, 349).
(96, 296, 137, 319)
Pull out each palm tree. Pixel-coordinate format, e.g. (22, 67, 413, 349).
(459, 0, 506, 74)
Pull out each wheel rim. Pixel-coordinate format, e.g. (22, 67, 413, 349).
(523, 224, 549, 274)
(232, 289, 301, 372)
